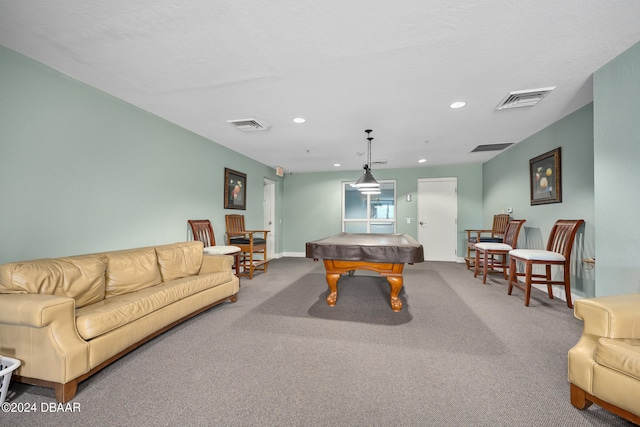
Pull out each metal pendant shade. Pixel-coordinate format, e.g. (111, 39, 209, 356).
(355, 165, 378, 187)
(354, 129, 379, 189)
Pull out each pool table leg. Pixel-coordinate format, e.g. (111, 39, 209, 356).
(321, 260, 406, 311)
(386, 276, 403, 312)
(325, 273, 340, 306)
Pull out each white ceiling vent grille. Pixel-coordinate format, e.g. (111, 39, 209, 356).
(227, 118, 270, 132)
(471, 143, 513, 153)
(371, 160, 387, 166)
(496, 87, 556, 110)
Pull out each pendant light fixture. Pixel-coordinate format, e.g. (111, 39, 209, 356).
(354, 129, 379, 190)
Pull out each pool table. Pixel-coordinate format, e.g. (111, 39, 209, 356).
(305, 233, 424, 312)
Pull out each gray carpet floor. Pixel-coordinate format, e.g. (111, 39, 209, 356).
(1, 258, 633, 426)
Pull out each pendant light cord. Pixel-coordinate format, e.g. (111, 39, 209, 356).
(367, 138, 372, 170)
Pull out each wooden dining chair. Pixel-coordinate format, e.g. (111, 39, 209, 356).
(187, 219, 241, 274)
(474, 219, 526, 284)
(464, 214, 510, 269)
(188, 219, 217, 247)
(508, 219, 584, 308)
(225, 214, 270, 279)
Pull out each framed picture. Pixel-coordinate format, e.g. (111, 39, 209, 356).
(530, 147, 561, 205)
(224, 168, 246, 210)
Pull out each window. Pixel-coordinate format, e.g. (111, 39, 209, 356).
(342, 180, 396, 233)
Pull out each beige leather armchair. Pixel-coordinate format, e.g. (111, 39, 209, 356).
(568, 293, 640, 424)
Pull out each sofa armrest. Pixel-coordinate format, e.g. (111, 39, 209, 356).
(574, 294, 640, 340)
(0, 294, 90, 383)
(199, 254, 234, 275)
(0, 293, 77, 327)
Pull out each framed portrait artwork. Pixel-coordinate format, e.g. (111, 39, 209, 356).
(224, 168, 247, 210)
(530, 147, 561, 205)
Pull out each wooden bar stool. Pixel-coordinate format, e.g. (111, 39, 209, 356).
(474, 219, 526, 284)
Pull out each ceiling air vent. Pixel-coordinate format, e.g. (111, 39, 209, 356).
(496, 87, 555, 110)
(371, 160, 387, 166)
(471, 143, 513, 153)
(227, 118, 270, 132)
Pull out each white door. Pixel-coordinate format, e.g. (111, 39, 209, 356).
(417, 178, 457, 261)
(263, 178, 275, 259)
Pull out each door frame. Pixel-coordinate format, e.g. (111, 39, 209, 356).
(263, 178, 276, 259)
(417, 177, 458, 262)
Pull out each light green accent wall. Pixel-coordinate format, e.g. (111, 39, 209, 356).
(0, 45, 283, 264)
(483, 105, 595, 297)
(594, 40, 640, 296)
(282, 164, 483, 255)
(7, 36, 639, 300)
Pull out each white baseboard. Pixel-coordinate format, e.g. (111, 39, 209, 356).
(529, 283, 584, 304)
(283, 252, 306, 258)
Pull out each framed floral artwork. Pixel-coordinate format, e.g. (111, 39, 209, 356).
(530, 147, 561, 205)
(224, 168, 246, 210)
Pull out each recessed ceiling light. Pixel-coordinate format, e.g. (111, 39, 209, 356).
(334, 163, 341, 167)
(418, 159, 427, 163)
(292, 117, 306, 123)
(449, 101, 467, 109)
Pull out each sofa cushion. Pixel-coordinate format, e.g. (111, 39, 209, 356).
(595, 337, 640, 381)
(105, 248, 161, 298)
(76, 270, 233, 340)
(155, 241, 204, 281)
(0, 255, 106, 308)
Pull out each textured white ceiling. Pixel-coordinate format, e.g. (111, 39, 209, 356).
(2, 1, 640, 173)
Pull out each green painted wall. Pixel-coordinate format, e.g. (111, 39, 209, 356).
(483, 105, 595, 298)
(594, 40, 640, 296)
(4, 37, 640, 301)
(282, 163, 483, 256)
(0, 45, 283, 264)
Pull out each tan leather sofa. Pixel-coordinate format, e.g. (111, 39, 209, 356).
(568, 293, 640, 424)
(0, 241, 239, 403)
